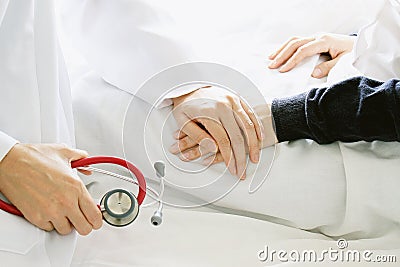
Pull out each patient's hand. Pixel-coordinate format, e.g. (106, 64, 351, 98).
(171, 87, 277, 178)
(268, 33, 355, 78)
(170, 86, 264, 179)
(174, 104, 278, 166)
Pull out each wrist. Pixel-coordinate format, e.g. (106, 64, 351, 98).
(254, 104, 278, 148)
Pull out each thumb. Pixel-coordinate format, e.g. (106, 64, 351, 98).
(311, 56, 341, 78)
(63, 147, 89, 162)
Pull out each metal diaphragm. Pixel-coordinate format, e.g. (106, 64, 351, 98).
(100, 189, 139, 227)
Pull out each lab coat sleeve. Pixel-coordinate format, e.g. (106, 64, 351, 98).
(156, 84, 205, 108)
(0, 130, 18, 162)
(59, 0, 193, 101)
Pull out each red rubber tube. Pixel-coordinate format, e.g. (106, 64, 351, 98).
(0, 156, 146, 217)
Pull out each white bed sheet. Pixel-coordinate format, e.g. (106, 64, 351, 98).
(58, 0, 400, 265)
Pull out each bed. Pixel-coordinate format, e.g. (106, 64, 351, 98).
(57, 0, 400, 266)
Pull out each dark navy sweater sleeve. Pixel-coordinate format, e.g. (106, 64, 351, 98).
(271, 76, 400, 144)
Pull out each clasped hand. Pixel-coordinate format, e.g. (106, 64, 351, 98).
(170, 86, 277, 179)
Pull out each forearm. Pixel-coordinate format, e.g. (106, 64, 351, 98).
(272, 76, 400, 144)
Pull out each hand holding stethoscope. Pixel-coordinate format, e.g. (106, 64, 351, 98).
(0, 156, 165, 228)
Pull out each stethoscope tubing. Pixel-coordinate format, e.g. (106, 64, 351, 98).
(0, 156, 147, 217)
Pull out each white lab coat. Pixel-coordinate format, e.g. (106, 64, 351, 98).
(0, 0, 76, 266)
(0, 0, 398, 266)
(0, 1, 191, 265)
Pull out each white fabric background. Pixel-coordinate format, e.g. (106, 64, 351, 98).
(57, 0, 400, 266)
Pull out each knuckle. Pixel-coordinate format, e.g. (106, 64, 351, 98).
(216, 101, 230, 111)
(32, 215, 47, 227)
(232, 133, 244, 143)
(69, 177, 84, 192)
(188, 150, 200, 160)
(87, 211, 102, 225)
(218, 137, 231, 148)
(297, 46, 306, 54)
(191, 132, 206, 144)
(249, 141, 259, 149)
(319, 34, 331, 41)
(37, 222, 52, 232)
(59, 226, 72, 236)
(56, 143, 69, 151)
(244, 120, 255, 130)
(288, 39, 298, 47)
(47, 206, 63, 220)
(179, 138, 188, 149)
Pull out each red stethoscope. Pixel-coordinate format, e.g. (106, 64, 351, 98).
(0, 156, 164, 227)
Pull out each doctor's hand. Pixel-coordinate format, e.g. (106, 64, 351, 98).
(170, 86, 264, 179)
(171, 103, 278, 167)
(268, 33, 355, 78)
(0, 143, 102, 236)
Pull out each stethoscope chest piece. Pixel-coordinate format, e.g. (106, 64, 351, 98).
(100, 188, 139, 227)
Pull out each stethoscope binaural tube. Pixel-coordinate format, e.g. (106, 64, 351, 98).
(0, 156, 147, 227)
(71, 156, 147, 205)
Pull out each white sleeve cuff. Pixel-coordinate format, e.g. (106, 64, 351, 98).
(0, 131, 18, 162)
(156, 84, 206, 108)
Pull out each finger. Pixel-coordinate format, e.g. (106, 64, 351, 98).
(268, 37, 299, 60)
(173, 129, 187, 140)
(218, 103, 247, 179)
(78, 169, 92, 176)
(68, 206, 94, 236)
(311, 55, 342, 78)
(202, 118, 236, 176)
(279, 39, 329, 72)
(229, 97, 260, 164)
(78, 189, 103, 230)
(202, 152, 224, 166)
(240, 99, 264, 156)
(37, 221, 55, 232)
(178, 146, 202, 162)
(170, 135, 217, 155)
(269, 37, 314, 69)
(59, 146, 89, 162)
(176, 116, 218, 153)
(169, 135, 198, 154)
(51, 217, 73, 235)
(240, 99, 263, 140)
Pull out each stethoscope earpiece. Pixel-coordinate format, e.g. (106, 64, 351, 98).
(100, 188, 139, 227)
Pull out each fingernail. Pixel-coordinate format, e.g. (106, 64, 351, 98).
(200, 138, 217, 153)
(268, 61, 277, 68)
(279, 65, 289, 72)
(202, 157, 213, 166)
(169, 143, 179, 154)
(179, 153, 189, 162)
(312, 68, 322, 77)
(254, 152, 260, 163)
(228, 164, 236, 176)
